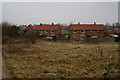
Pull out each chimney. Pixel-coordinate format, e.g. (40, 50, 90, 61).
(52, 23, 54, 25)
(78, 22, 80, 25)
(24, 25, 27, 27)
(94, 22, 96, 25)
(58, 23, 60, 26)
(40, 23, 42, 25)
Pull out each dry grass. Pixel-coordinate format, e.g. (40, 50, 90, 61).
(2, 40, 119, 78)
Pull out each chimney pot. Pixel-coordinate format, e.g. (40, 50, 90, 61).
(52, 23, 54, 25)
(94, 22, 96, 25)
(40, 23, 42, 25)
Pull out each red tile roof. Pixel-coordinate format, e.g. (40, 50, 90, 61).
(71, 24, 104, 26)
(33, 25, 60, 30)
(113, 28, 120, 30)
(113, 28, 120, 33)
(70, 24, 105, 30)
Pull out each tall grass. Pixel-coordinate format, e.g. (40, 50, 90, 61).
(2, 40, 119, 78)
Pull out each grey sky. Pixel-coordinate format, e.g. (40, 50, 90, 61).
(118, 1, 120, 23)
(2, 2, 118, 25)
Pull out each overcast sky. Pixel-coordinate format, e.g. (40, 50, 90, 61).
(118, 1, 120, 23)
(2, 2, 118, 25)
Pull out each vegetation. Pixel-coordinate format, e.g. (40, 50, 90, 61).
(2, 22, 39, 44)
(85, 34, 92, 37)
(2, 22, 20, 37)
(2, 21, 119, 78)
(2, 40, 119, 78)
(62, 31, 70, 34)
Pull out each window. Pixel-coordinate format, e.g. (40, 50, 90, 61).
(51, 30, 55, 33)
(45, 30, 48, 33)
(44, 35, 47, 37)
(40, 30, 43, 33)
(80, 30, 85, 33)
(80, 35, 85, 40)
(73, 30, 77, 33)
(73, 35, 77, 38)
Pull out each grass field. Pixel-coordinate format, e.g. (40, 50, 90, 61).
(2, 40, 119, 78)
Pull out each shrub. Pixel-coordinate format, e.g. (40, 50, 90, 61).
(2, 22, 20, 37)
(86, 34, 92, 37)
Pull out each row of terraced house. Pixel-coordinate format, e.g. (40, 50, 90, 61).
(24, 22, 120, 40)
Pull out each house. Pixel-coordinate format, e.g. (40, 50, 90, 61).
(33, 23, 62, 38)
(69, 22, 105, 40)
(25, 25, 34, 32)
(20, 25, 34, 34)
(104, 27, 113, 36)
(113, 28, 120, 34)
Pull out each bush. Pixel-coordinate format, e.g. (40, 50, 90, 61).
(2, 22, 20, 37)
(86, 34, 92, 37)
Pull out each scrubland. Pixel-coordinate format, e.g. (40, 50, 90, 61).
(2, 40, 119, 78)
